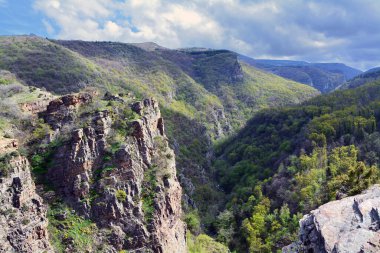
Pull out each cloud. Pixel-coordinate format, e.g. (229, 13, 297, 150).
(42, 19, 54, 34)
(33, 0, 380, 70)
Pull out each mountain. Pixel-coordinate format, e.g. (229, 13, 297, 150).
(239, 55, 362, 93)
(0, 34, 379, 253)
(212, 80, 380, 251)
(1, 92, 187, 252)
(340, 66, 380, 89)
(0, 35, 319, 252)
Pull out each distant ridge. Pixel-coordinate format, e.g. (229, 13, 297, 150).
(239, 54, 362, 93)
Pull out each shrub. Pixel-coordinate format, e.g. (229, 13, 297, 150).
(32, 119, 51, 140)
(22, 219, 30, 225)
(187, 232, 229, 253)
(115, 190, 127, 202)
(0, 152, 18, 177)
(184, 211, 201, 234)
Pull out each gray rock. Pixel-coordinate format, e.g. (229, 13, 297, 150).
(0, 156, 52, 253)
(284, 185, 380, 253)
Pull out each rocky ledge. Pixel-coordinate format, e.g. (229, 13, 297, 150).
(283, 185, 380, 253)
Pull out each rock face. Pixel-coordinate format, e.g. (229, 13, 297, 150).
(0, 156, 52, 253)
(44, 96, 186, 252)
(0, 138, 18, 153)
(20, 97, 53, 114)
(283, 185, 380, 253)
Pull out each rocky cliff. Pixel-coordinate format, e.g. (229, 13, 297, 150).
(283, 185, 380, 253)
(0, 154, 52, 253)
(40, 94, 186, 252)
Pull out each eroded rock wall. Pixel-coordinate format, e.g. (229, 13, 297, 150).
(0, 156, 52, 253)
(43, 95, 186, 252)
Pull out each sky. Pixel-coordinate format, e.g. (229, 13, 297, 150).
(0, 0, 379, 71)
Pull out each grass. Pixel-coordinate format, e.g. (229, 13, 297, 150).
(48, 203, 98, 253)
(141, 165, 158, 223)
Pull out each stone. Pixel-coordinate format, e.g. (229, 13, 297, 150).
(42, 95, 186, 252)
(283, 185, 380, 253)
(0, 156, 52, 253)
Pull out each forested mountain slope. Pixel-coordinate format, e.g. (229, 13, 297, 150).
(0, 35, 318, 216)
(212, 81, 380, 252)
(340, 66, 380, 89)
(0, 35, 321, 252)
(239, 55, 362, 93)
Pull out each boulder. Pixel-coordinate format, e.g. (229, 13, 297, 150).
(283, 185, 380, 253)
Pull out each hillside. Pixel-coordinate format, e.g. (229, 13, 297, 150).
(0, 35, 320, 252)
(340, 66, 380, 89)
(212, 81, 380, 251)
(239, 55, 362, 93)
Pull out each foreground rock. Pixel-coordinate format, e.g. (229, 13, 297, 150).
(0, 155, 52, 253)
(283, 185, 380, 253)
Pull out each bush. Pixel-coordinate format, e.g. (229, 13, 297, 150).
(0, 152, 18, 177)
(32, 119, 51, 140)
(115, 190, 127, 202)
(184, 211, 201, 235)
(187, 232, 230, 253)
(22, 218, 30, 225)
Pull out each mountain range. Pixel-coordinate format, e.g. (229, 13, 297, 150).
(238, 55, 363, 93)
(0, 35, 379, 253)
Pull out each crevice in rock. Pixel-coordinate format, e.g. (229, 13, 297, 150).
(353, 199, 363, 223)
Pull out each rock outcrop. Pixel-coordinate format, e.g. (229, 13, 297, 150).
(43, 95, 186, 252)
(20, 97, 53, 114)
(0, 155, 52, 253)
(40, 92, 92, 131)
(0, 138, 18, 153)
(283, 185, 380, 253)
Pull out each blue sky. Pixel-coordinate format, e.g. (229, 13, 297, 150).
(1, 0, 380, 70)
(0, 0, 47, 36)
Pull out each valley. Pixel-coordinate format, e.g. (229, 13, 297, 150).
(0, 35, 379, 253)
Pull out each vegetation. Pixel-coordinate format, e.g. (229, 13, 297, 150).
(48, 202, 99, 253)
(0, 36, 105, 94)
(212, 81, 380, 251)
(4, 36, 367, 252)
(0, 151, 19, 177)
(241, 57, 362, 93)
(184, 210, 202, 235)
(115, 189, 127, 202)
(141, 165, 158, 223)
(187, 232, 230, 253)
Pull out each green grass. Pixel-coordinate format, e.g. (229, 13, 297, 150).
(48, 203, 98, 253)
(11, 87, 53, 104)
(141, 166, 158, 223)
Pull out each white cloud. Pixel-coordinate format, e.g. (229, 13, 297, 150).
(42, 19, 55, 34)
(33, 0, 380, 69)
